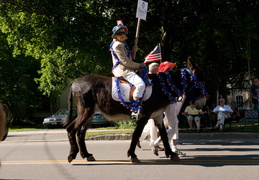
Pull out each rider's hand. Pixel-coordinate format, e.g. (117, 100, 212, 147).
(139, 63, 145, 67)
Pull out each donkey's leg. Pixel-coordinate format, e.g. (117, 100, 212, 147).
(127, 118, 148, 163)
(66, 103, 92, 163)
(66, 120, 80, 163)
(71, 89, 96, 162)
(77, 121, 96, 161)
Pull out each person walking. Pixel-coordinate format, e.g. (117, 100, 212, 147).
(138, 63, 164, 151)
(251, 77, 259, 114)
(151, 62, 186, 157)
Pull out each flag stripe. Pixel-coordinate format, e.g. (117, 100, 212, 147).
(145, 57, 161, 60)
(144, 45, 162, 63)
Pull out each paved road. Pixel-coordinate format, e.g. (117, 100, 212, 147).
(0, 129, 259, 180)
(3, 129, 259, 142)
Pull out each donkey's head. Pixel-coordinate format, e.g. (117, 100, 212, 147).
(184, 56, 207, 109)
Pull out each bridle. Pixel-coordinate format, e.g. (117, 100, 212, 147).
(181, 68, 207, 100)
(157, 68, 207, 103)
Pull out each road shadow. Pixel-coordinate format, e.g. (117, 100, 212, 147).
(183, 147, 259, 152)
(71, 154, 259, 167)
(181, 139, 259, 146)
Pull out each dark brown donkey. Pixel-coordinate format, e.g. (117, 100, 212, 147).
(64, 57, 207, 163)
(0, 103, 8, 141)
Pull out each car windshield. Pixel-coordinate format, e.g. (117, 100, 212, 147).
(54, 109, 68, 116)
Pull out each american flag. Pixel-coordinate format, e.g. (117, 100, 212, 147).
(144, 45, 162, 63)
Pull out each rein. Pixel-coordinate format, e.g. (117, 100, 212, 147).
(158, 68, 207, 103)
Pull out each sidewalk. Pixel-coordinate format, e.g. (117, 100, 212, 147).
(5, 129, 259, 142)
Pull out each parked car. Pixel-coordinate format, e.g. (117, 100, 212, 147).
(91, 112, 111, 127)
(42, 109, 77, 128)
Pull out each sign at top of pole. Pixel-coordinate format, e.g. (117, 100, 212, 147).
(136, 0, 148, 21)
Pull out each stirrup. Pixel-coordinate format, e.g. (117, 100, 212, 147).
(131, 111, 140, 120)
(131, 111, 146, 120)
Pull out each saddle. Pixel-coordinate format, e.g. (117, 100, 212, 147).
(118, 77, 135, 102)
(111, 77, 152, 103)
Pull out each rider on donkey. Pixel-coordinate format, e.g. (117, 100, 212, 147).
(110, 22, 146, 119)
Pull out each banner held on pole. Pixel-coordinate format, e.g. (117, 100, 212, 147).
(134, 0, 148, 57)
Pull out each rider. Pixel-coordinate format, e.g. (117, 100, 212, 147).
(110, 22, 146, 118)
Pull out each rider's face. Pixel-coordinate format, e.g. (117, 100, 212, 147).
(115, 29, 127, 42)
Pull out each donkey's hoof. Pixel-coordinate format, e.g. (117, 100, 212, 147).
(68, 155, 75, 163)
(170, 154, 180, 161)
(130, 157, 141, 164)
(87, 155, 96, 161)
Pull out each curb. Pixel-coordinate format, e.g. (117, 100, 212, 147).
(86, 134, 132, 140)
(86, 132, 259, 141)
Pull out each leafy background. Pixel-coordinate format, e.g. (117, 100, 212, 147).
(0, 0, 259, 124)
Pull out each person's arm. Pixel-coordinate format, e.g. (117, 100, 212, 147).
(213, 106, 219, 113)
(252, 94, 258, 101)
(182, 107, 188, 115)
(199, 109, 205, 115)
(251, 86, 258, 101)
(225, 106, 233, 114)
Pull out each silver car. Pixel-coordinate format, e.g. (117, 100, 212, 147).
(42, 109, 76, 128)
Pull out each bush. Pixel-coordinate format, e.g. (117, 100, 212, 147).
(114, 120, 136, 129)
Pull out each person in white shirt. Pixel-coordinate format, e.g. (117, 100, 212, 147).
(138, 63, 163, 150)
(145, 62, 186, 157)
(212, 98, 233, 131)
(138, 62, 186, 157)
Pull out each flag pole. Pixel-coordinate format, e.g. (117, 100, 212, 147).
(159, 43, 162, 63)
(133, 18, 141, 59)
(135, 18, 141, 46)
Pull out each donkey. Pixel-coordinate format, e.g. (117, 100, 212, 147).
(0, 103, 8, 141)
(64, 57, 207, 163)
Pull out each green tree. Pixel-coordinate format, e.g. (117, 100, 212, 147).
(0, 32, 44, 124)
(1, 0, 259, 111)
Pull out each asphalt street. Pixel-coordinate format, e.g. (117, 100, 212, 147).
(0, 129, 259, 180)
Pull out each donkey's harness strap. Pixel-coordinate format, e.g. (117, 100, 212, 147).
(109, 41, 131, 71)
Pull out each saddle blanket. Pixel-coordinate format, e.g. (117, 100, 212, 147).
(112, 78, 152, 103)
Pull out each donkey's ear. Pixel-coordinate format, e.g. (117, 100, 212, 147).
(187, 56, 196, 74)
(187, 56, 206, 82)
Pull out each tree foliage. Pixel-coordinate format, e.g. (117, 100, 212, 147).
(1, 0, 259, 117)
(0, 31, 43, 123)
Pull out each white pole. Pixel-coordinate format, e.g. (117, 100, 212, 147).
(135, 18, 141, 46)
(133, 18, 141, 58)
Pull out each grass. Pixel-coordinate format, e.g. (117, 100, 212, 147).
(7, 120, 259, 138)
(9, 124, 46, 132)
(8, 124, 135, 138)
(86, 129, 134, 138)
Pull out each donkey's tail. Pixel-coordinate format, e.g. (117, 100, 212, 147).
(63, 88, 74, 128)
